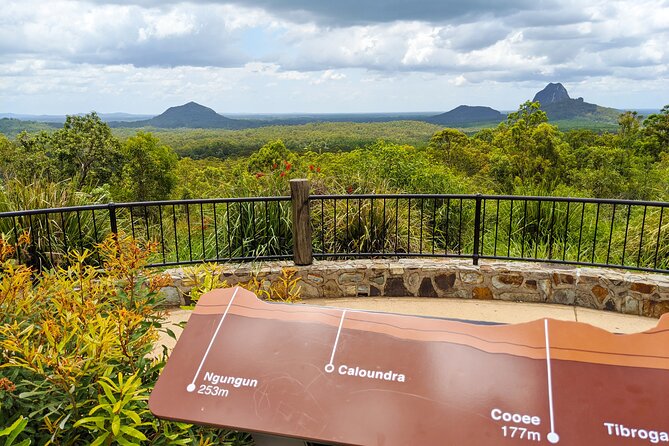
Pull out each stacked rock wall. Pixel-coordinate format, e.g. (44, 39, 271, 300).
(162, 259, 669, 318)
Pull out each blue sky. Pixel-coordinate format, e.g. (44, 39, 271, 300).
(1, 0, 667, 114)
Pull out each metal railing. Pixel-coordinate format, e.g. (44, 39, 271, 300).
(1, 183, 668, 274)
(0, 197, 293, 269)
(310, 193, 669, 273)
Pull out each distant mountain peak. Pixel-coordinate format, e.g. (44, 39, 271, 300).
(162, 101, 217, 115)
(183, 101, 206, 108)
(529, 83, 620, 123)
(114, 101, 248, 129)
(427, 105, 503, 125)
(151, 102, 227, 126)
(533, 83, 571, 105)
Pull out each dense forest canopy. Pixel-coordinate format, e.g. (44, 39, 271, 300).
(0, 103, 668, 212)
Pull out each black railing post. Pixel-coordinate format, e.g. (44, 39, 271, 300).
(108, 202, 118, 236)
(472, 194, 482, 266)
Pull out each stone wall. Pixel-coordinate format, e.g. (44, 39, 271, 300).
(162, 259, 669, 318)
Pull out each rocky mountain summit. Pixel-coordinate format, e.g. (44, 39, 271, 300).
(531, 83, 619, 122)
(532, 83, 571, 105)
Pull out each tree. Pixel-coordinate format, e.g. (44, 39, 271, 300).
(247, 139, 291, 173)
(115, 132, 178, 202)
(428, 128, 468, 164)
(501, 102, 550, 170)
(616, 111, 644, 153)
(1, 131, 55, 182)
(50, 112, 123, 188)
(642, 105, 669, 158)
(506, 101, 548, 129)
(0, 133, 14, 178)
(618, 111, 642, 139)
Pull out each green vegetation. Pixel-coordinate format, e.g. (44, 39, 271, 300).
(0, 118, 56, 138)
(1, 113, 177, 204)
(0, 234, 252, 445)
(111, 120, 443, 159)
(115, 132, 178, 203)
(540, 99, 620, 123)
(182, 264, 302, 308)
(551, 119, 618, 132)
(0, 102, 668, 260)
(1, 103, 669, 443)
(0, 102, 668, 267)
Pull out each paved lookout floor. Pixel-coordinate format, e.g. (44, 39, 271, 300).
(156, 297, 661, 355)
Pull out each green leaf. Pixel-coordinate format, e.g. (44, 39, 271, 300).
(119, 426, 147, 441)
(163, 327, 177, 340)
(115, 436, 140, 446)
(0, 416, 28, 444)
(89, 432, 109, 446)
(99, 380, 117, 403)
(17, 391, 45, 399)
(166, 439, 192, 445)
(121, 410, 141, 425)
(73, 416, 107, 428)
(111, 415, 120, 437)
(89, 404, 111, 416)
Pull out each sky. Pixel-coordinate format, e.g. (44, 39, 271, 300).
(1, 0, 668, 114)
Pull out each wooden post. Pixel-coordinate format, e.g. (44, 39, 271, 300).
(290, 179, 313, 265)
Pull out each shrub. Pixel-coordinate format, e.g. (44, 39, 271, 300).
(181, 264, 302, 306)
(242, 268, 302, 303)
(0, 234, 252, 445)
(181, 263, 229, 306)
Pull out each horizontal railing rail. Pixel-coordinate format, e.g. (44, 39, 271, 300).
(1, 181, 667, 274)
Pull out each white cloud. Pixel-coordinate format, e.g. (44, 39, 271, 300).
(138, 10, 198, 41)
(402, 29, 439, 65)
(0, 0, 667, 113)
(450, 75, 467, 86)
(311, 70, 347, 85)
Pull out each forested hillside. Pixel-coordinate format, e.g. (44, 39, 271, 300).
(111, 120, 443, 159)
(0, 118, 57, 137)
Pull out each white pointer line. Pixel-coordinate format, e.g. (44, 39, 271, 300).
(187, 286, 240, 391)
(326, 309, 347, 371)
(544, 318, 560, 444)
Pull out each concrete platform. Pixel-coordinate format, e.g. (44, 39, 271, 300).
(155, 297, 661, 356)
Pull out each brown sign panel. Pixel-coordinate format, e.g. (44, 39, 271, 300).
(150, 287, 669, 445)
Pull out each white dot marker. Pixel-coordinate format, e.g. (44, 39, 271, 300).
(547, 432, 560, 444)
(324, 310, 347, 373)
(186, 383, 196, 393)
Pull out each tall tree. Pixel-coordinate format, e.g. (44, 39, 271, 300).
(116, 132, 178, 202)
(51, 112, 123, 188)
(1, 131, 55, 182)
(428, 128, 468, 164)
(247, 139, 291, 173)
(642, 105, 669, 158)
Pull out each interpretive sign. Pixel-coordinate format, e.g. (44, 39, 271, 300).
(150, 286, 669, 445)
